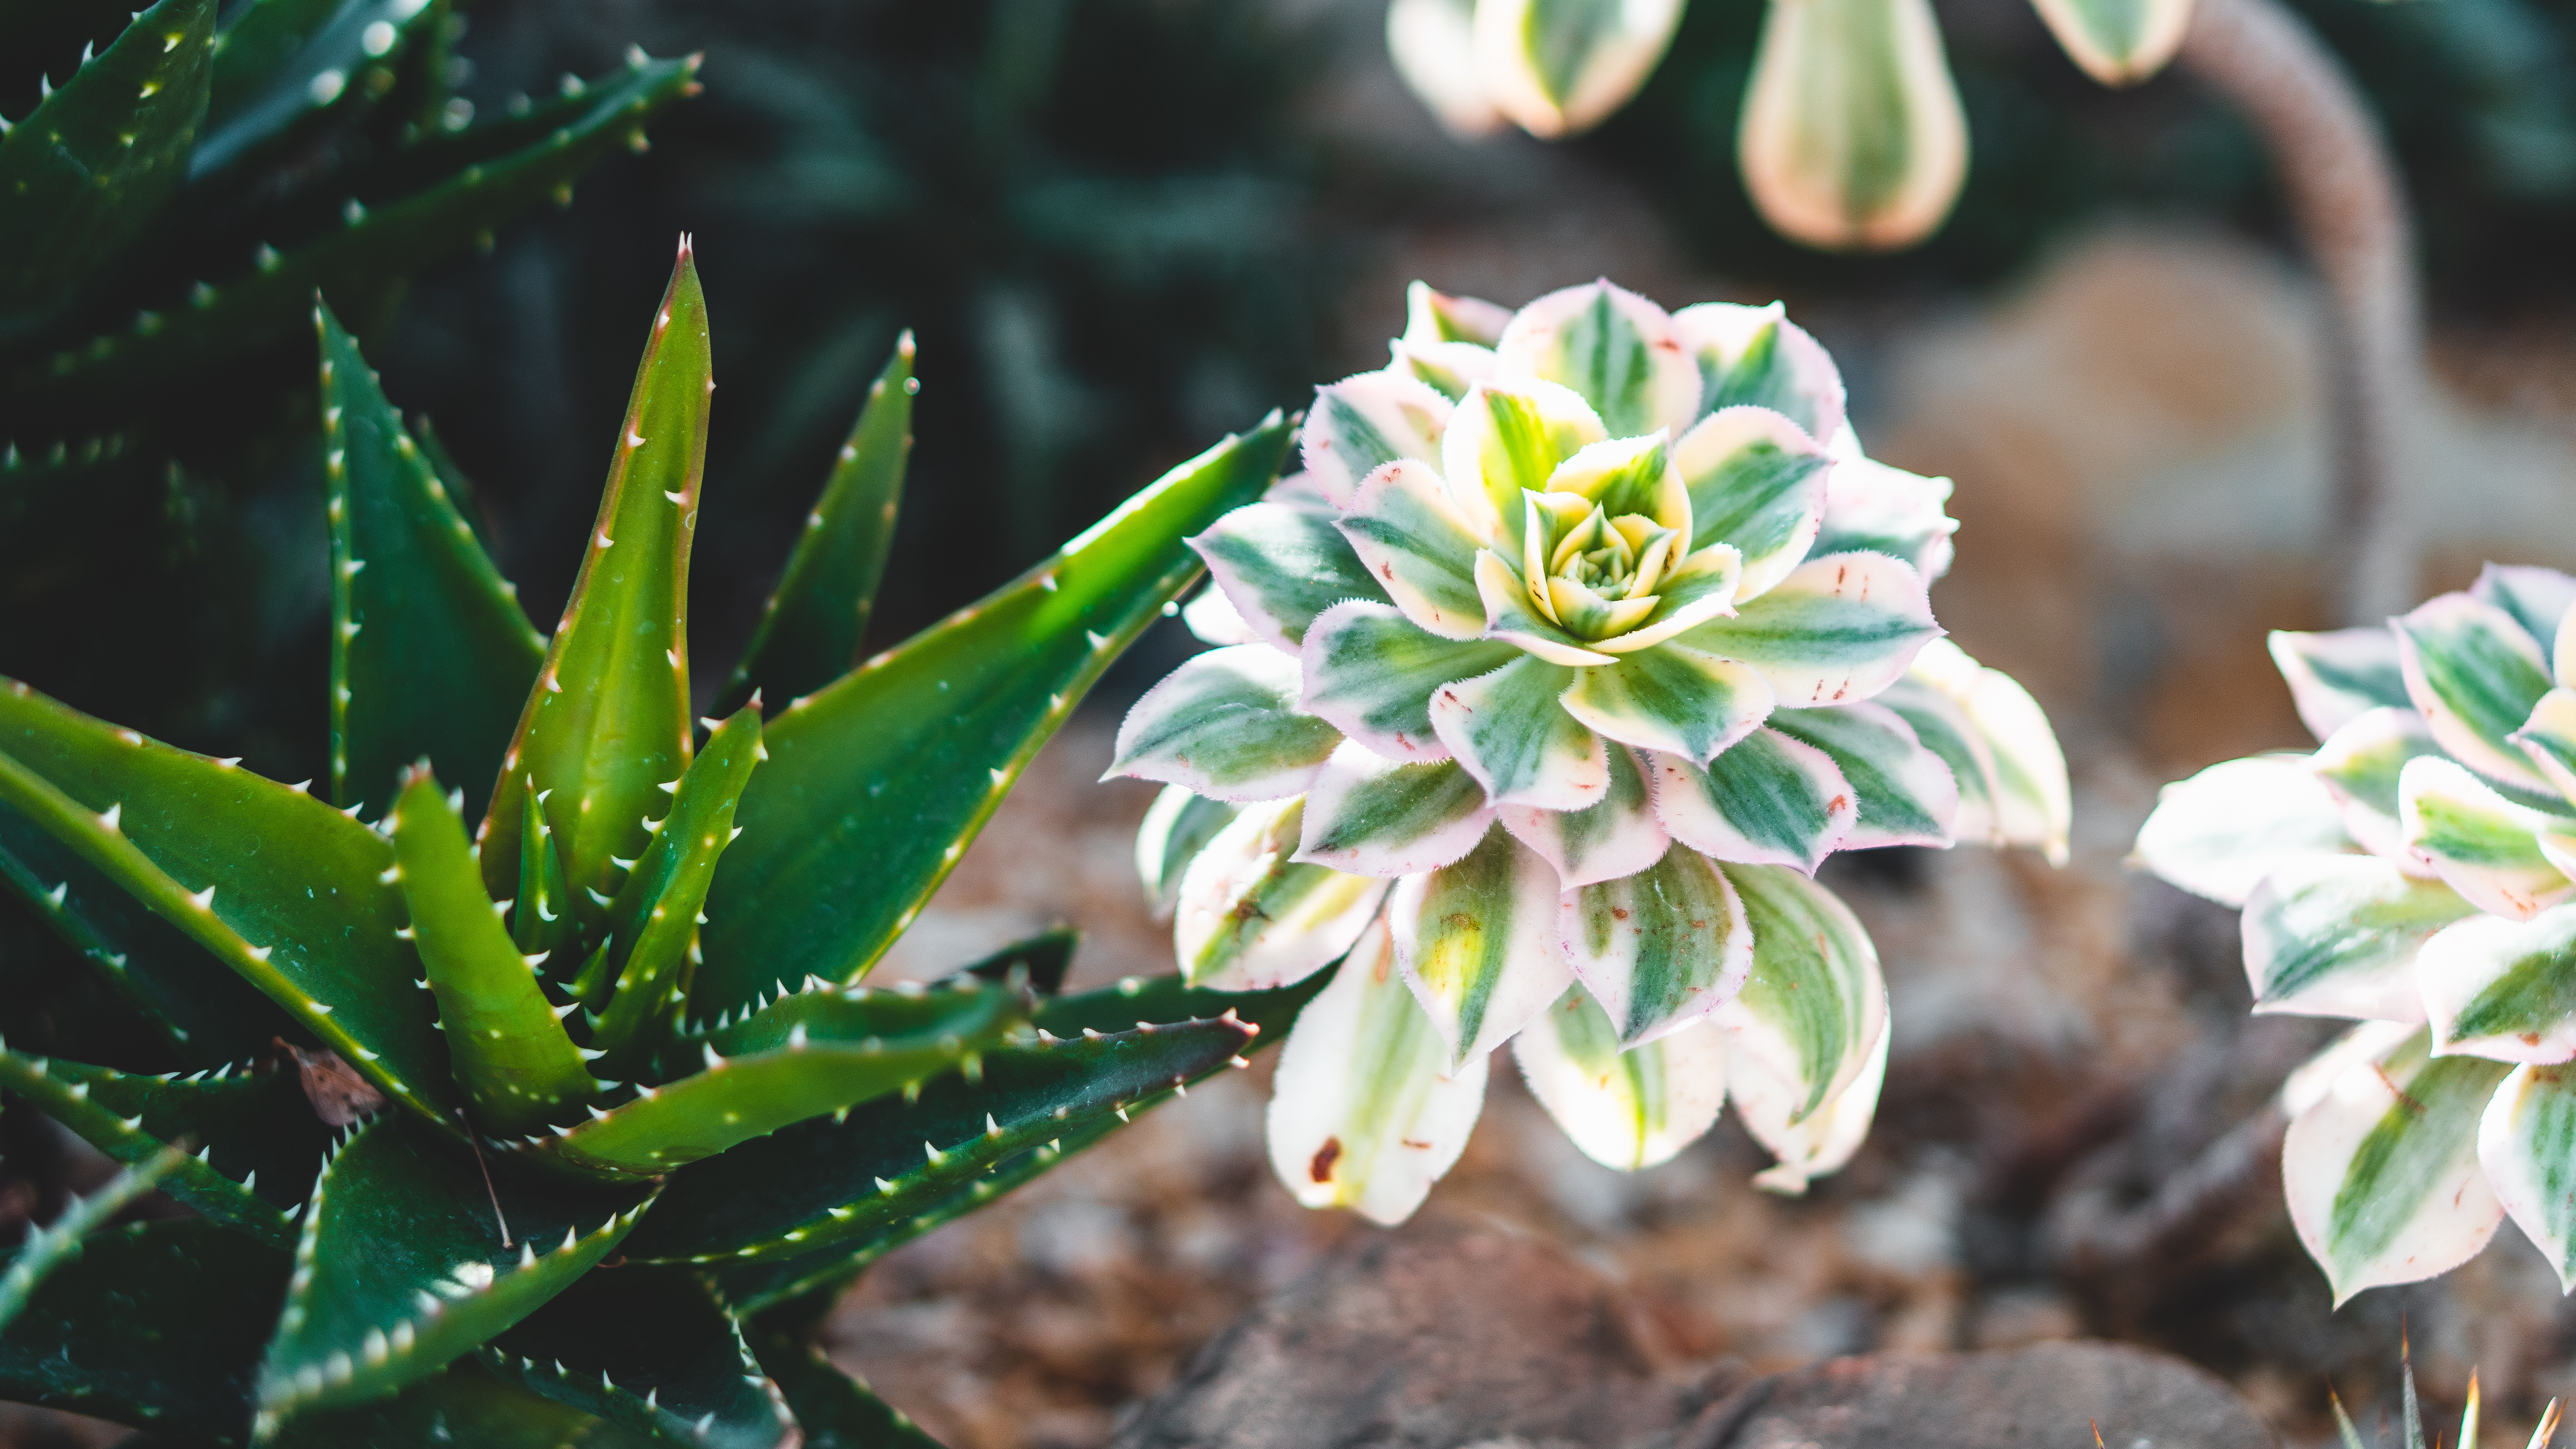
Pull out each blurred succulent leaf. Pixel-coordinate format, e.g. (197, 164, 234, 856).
(2242, 854, 2469, 1022)
(0, 1048, 319, 1246)
(1471, 0, 1686, 138)
(0, 0, 217, 335)
(9, 52, 698, 405)
(0, 679, 457, 1123)
(1731, 1003, 1888, 1193)
(2131, 754, 2354, 907)
(1387, 0, 1506, 137)
(0, 798, 292, 1064)
(1137, 785, 1241, 920)
(715, 333, 915, 716)
(197, 0, 442, 178)
(1269, 921, 1488, 1225)
(481, 1269, 796, 1449)
(959, 926, 1079, 996)
(695, 414, 1294, 1019)
(2283, 1024, 2509, 1305)
(0, 1219, 278, 1443)
(319, 302, 544, 821)
(1737, 0, 1969, 252)
(2029, 0, 2194, 87)
(1178, 796, 1393, 990)
(1511, 989, 1728, 1170)
(1714, 861, 1886, 1121)
(257, 1117, 653, 1424)
(479, 242, 710, 943)
(0, 1143, 187, 1331)
(387, 768, 598, 1137)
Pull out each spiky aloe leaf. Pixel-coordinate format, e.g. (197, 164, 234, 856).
(257, 1116, 653, 1425)
(585, 705, 762, 1079)
(684, 976, 1020, 1059)
(685, 970, 1327, 1308)
(0, 1143, 186, 1330)
(0, 1047, 320, 1245)
(273, 1357, 664, 1449)
(960, 926, 1077, 996)
(711, 1112, 1128, 1313)
(196, 0, 445, 177)
(696, 413, 1297, 1018)
(0, 1219, 280, 1445)
(506, 986, 1027, 1181)
(8, 51, 698, 403)
(478, 240, 710, 953)
(319, 302, 544, 821)
(714, 332, 915, 716)
(744, 1315, 942, 1449)
(0, 0, 218, 334)
(481, 1269, 796, 1449)
(0, 799, 290, 1063)
(386, 768, 597, 1137)
(622, 1012, 1264, 1264)
(0, 679, 457, 1124)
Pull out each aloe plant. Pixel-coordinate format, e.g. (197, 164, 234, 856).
(0, 237, 1301, 1445)
(1115, 279, 2071, 1222)
(2136, 564, 2576, 1304)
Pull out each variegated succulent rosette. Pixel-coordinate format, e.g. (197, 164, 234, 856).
(1112, 280, 2071, 1224)
(2136, 564, 2576, 1303)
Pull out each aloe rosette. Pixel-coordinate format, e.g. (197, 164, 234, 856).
(2135, 564, 2576, 1304)
(0, 239, 1311, 1445)
(1112, 280, 2070, 1222)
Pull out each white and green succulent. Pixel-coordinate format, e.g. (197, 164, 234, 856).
(1113, 280, 2070, 1222)
(2136, 565, 2576, 1303)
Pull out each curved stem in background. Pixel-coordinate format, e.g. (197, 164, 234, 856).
(2178, 0, 2426, 626)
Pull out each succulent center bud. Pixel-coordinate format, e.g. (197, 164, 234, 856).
(1515, 433, 1687, 642)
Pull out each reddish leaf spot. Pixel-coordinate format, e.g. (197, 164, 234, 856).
(1310, 1137, 1343, 1183)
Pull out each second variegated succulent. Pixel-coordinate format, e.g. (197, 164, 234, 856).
(1114, 279, 2069, 1222)
(2138, 565, 2576, 1304)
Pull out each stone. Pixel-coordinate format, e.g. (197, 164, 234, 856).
(1681, 1342, 2279, 1449)
(1110, 1219, 2280, 1449)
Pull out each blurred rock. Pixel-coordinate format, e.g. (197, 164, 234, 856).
(1683, 1343, 2277, 1449)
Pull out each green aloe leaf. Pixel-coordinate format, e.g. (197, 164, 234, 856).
(8, 52, 698, 402)
(0, 1047, 321, 1246)
(257, 1116, 653, 1426)
(696, 413, 1296, 1020)
(709, 1111, 1127, 1313)
(273, 1357, 664, 1449)
(622, 1013, 1263, 1265)
(586, 705, 763, 1079)
(960, 926, 1078, 996)
(0, 679, 458, 1124)
(0, 799, 291, 1064)
(482, 1269, 796, 1449)
(387, 767, 597, 1137)
(714, 332, 916, 716)
(479, 240, 710, 953)
(0, 1219, 281, 1446)
(687, 977, 1023, 1058)
(508, 988, 1026, 1181)
(197, 0, 442, 177)
(0, 0, 218, 334)
(0, 1143, 187, 1330)
(696, 970, 1324, 1311)
(745, 1316, 942, 1449)
(319, 301, 544, 822)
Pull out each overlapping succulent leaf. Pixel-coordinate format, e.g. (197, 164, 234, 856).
(2137, 562, 2576, 1302)
(1120, 280, 2068, 1223)
(0, 243, 1309, 1443)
